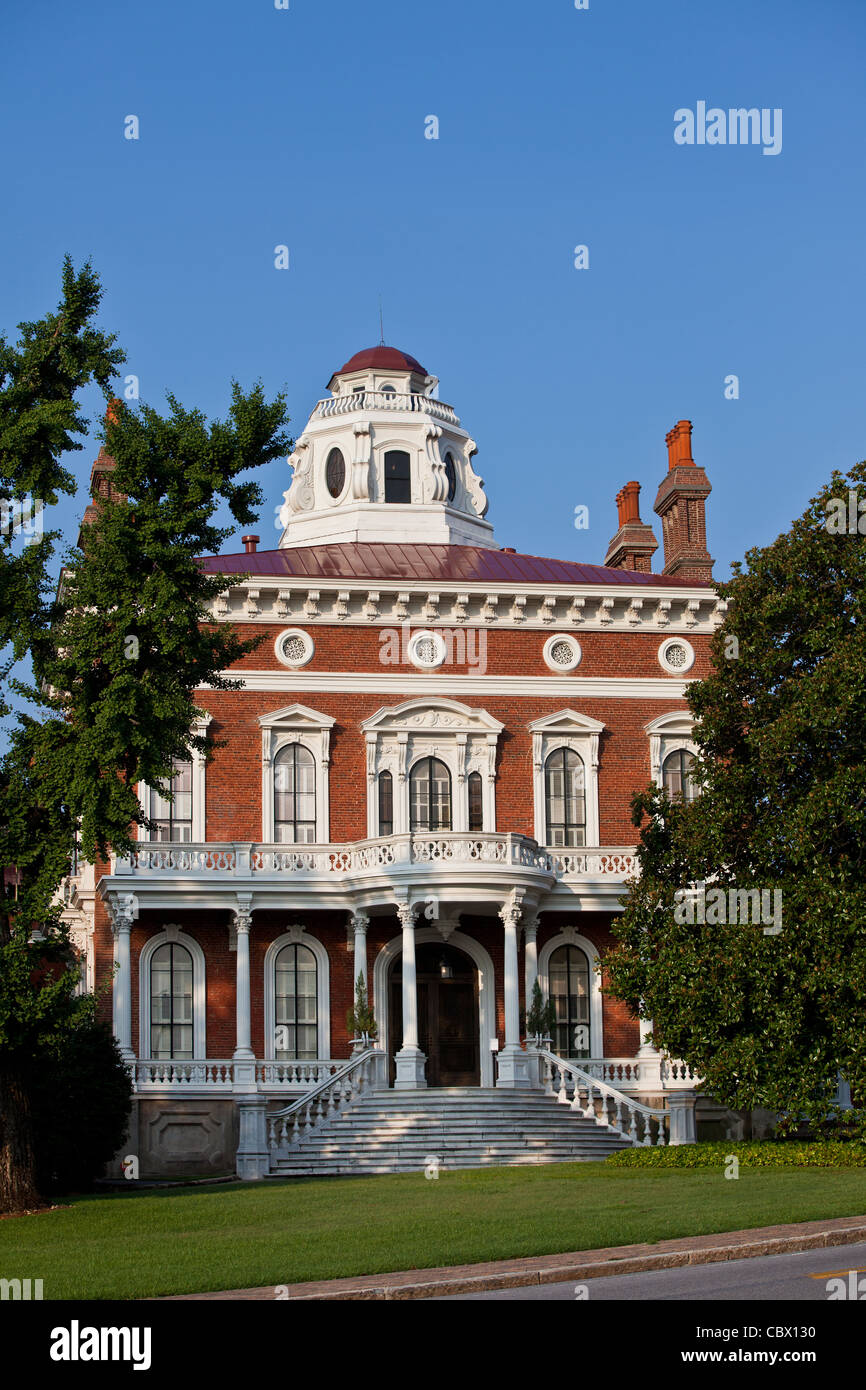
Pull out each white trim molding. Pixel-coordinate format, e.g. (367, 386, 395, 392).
(259, 703, 335, 842)
(372, 924, 497, 1087)
(537, 926, 604, 1058)
(208, 672, 692, 699)
(361, 697, 502, 836)
(262, 926, 331, 1061)
(644, 710, 698, 785)
(528, 709, 605, 848)
(138, 924, 207, 1060)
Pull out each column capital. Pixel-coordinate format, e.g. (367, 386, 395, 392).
(395, 900, 417, 931)
(522, 913, 540, 943)
(498, 888, 526, 929)
(107, 892, 138, 937)
(346, 909, 370, 948)
(233, 894, 253, 934)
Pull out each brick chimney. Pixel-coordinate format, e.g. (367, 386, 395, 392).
(77, 399, 128, 547)
(604, 480, 659, 573)
(652, 420, 714, 583)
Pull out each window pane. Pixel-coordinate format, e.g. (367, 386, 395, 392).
(275, 944, 317, 1059)
(384, 450, 411, 504)
(150, 942, 193, 1058)
(468, 772, 483, 831)
(378, 771, 393, 836)
(549, 946, 590, 1057)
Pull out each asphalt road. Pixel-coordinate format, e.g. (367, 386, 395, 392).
(437, 1241, 866, 1300)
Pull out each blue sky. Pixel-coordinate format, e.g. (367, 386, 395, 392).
(2, 0, 865, 581)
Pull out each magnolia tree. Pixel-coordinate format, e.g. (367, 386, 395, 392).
(606, 461, 866, 1131)
(0, 259, 291, 1212)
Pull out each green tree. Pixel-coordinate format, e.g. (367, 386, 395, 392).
(1, 258, 123, 1213)
(606, 461, 866, 1131)
(1, 259, 292, 1212)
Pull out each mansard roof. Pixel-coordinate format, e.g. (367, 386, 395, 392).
(199, 541, 709, 588)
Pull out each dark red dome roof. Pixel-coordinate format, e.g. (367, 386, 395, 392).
(335, 345, 428, 377)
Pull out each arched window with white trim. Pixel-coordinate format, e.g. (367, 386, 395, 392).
(410, 757, 451, 831)
(662, 748, 698, 804)
(544, 748, 586, 847)
(549, 944, 591, 1058)
(263, 930, 331, 1060)
(274, 943, 318, 1059)
(150, 941, 194, 1059)
(274, 743, 316, 843)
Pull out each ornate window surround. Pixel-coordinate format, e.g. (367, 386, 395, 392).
(136, 713, 211, 842)
(528, 709, 605, 848)
(259, 703, 335, 843)
(644, 710, 698, 786)
(138, 924, 207, 1060)
(263, 926, 331, 1060)
(537, 927, 604, 1057)
(360, 697, 503, 836)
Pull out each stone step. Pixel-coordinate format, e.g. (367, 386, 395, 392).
(267, 1085, 636, 1175)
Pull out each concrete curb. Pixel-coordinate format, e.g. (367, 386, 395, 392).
(159, 1214, 866, 1300)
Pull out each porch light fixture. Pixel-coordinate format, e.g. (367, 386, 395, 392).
(439, 957, 453, 980)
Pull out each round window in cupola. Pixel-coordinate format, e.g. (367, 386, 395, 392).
(325, 447, 346, 499)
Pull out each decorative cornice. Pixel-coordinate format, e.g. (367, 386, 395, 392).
(203, 581, 721, 633)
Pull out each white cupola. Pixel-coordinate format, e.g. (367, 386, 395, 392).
(277, 346, 496, 549)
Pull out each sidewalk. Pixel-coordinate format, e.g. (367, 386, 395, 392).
(160, 1213, 866, 1300)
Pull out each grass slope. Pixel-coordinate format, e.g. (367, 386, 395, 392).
(4, 1163, 865, 1300)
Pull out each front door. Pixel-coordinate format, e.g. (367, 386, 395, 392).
(389, 944, 480, 1086)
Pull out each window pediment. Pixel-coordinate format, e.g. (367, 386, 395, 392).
(361, 696, 503, 737)
(528, 709, 606, 738)
(259, 703, 335, 732)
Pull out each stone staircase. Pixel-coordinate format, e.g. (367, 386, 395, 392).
(268, 1087, 633, 1177)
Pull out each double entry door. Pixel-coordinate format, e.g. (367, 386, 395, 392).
(389, 943, 480, 1086)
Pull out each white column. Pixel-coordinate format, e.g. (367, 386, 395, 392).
(351, 911, 369, 997)
(233, 899, 254, 1062)
(523, 915, 539, 1011)
(497, 891, 533, 1088)
(349, 910, 370, 1055)
(638, 1013, 658, 1057)
(394, 901, 426, 1089)
(109, 893, 137, 1063)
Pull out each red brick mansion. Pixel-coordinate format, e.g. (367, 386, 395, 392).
(64, 345, 725, 1178)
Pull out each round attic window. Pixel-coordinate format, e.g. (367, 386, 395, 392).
(658, 638, 695, 674)
(543, 635, 582, 672)
(325, 448, 346, 499)
(407, 629, 447, 670)
(276, 628, 315, 669)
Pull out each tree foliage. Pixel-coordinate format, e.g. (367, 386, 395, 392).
(606, 460, 866, 1129)
(0, 258, 291, 1212)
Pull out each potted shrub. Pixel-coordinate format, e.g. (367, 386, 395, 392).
(346, 972, 378, 1052)
(526, 979, 557, 1050)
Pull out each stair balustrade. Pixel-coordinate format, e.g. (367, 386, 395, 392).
(533, 1047, 668, 1146)
(266, 1048, 387, 1160)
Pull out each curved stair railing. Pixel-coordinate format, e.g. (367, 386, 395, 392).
(267, 1048, 386, 1161)
(533, 1047, 668, 1147)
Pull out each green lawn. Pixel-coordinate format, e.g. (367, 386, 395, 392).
(4, 1164, 865, 1300)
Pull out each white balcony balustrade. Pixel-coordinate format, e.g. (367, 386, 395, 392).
(314, 391, 459, 427)
(114, 833, 637, 885)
